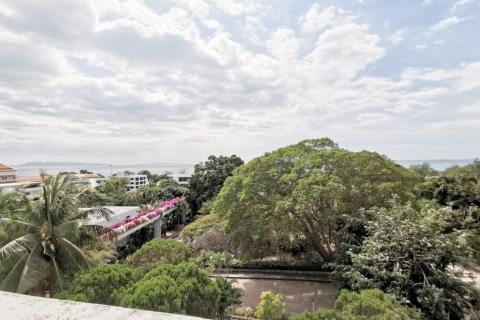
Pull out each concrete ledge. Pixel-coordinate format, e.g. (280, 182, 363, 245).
(0, 291, 207, 320)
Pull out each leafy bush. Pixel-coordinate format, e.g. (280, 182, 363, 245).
(55, 264, 140, 305)
(142, 262, 219, 317)
(214, 277, 243, 319)
(126, 239, 191, 272)
(293, 289, 420, 320)
(181, 212, 224, 238)
(120, 275, 182, 312)
(230, 260, 329, 272)
(255, 291, 285, 320)
(194, 251, 239, 269)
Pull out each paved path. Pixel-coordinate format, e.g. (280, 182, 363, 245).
(212, 271, 337, 314)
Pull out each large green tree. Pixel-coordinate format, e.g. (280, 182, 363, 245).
(0, 173, 111, 294)
(214, 138, 417, 260)
(187, 155, 244, 215)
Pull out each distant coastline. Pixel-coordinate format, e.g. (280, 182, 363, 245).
(395, 159, 477, 171)
(9, 159, 478, 177)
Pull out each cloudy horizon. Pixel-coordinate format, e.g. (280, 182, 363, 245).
(1, 0, 479, 165)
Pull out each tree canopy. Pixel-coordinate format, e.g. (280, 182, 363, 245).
(214, 138, 418, 260)
(187, 155, 244, 215)
(126, 239, 191, 272)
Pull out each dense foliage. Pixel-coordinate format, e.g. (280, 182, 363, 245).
(120, 275, 183, 312)
(126, 239, 192, 272)
(334, 201, 480, 319)
(214, 138, 418, 260)
(293, 289, 420, 320)
(187, 155, 244, 215)
(55, 264, 140, 305)
(120, 261, 241, 318)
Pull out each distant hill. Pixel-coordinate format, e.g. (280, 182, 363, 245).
(16, 162, 107, 167)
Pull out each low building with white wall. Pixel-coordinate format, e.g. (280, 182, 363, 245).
(167, 173, 192, 186)
(0, 163, 16, 184)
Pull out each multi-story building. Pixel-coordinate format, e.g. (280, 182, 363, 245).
(113, 173, 149, 191)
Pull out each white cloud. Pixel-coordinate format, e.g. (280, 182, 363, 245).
(266, 28, 300, 60)
(0, 0, 479, 163)
(357, 113, 393, 126)
(451, 0, 475, 12)
(430, 16, 463, 31)
(300, 4, 354, 33)
(390, 29, 406, 44)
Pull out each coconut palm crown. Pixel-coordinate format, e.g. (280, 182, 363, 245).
(0, 173, 111, 294)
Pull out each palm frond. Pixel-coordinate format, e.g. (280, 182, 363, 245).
(58, 238, 94, 272)
(49, 258, 64, 292)
(0, 252, 28, 292)
(55, 220, 84, 243)
(0, 234, 38, 268)
(17, 243, 49, 293)
(69, 207, 113, 222)
(0, 218, 36, 231)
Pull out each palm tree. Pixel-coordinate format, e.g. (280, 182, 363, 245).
(0, 173, 111, 294)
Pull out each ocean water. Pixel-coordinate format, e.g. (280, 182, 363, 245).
(13, 159, 476, 177)
(15, 164, 195, 177)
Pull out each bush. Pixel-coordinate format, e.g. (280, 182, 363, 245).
(194, 251, 239, 269)
(55, 264, 140, 305)
(142, 262, 220, 317)
(181, 212, 224, 238)
(230, 260, 329, 272)
(126, 239, 191, 272)
(293, 289, 420, 320)
(192, 229, 233, 253)
(255, 291, 285, 320)
(120, 275, 182, 312)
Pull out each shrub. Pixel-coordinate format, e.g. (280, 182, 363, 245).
(293, 289, 419, 320)
(55, 264, 140, 305)
(120, 275, 182, 312)
(126, 239, 191, 272)
(255, 291, 285, 320)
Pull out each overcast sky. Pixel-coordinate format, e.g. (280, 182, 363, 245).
(0, 0, 479, 165)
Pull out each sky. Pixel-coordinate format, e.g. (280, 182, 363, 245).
(0, 0, 479, 165)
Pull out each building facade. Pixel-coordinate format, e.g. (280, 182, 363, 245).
(113, 173, 149, 190)
(0, 163, 16, 184)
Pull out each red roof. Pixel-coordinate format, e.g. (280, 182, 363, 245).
(0, 163, 15, 172)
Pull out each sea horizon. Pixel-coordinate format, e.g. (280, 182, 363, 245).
(10, 158, 477, 177)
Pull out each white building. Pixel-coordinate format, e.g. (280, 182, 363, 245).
(74, 173, 107, 189)
(0, 164, 42, 199)
(0, 163, 16, 184)
(168, 173, 192, 186)
(113, 173, 149, 190)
